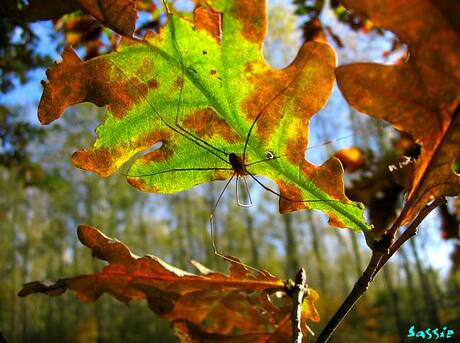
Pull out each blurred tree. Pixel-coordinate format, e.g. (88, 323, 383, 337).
(0, 18, 51, 93)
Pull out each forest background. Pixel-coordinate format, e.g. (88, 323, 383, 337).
(0, 0, 459, 342)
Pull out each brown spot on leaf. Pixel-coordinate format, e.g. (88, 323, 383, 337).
(141, 143, 174, 164)
(325, 214, 347, 229)
(285, 131, 308, 165)
(133, 130, 173, 164)
(140, 149, 171, 164)
(174, 77, 184, 90)
(127, 176, 152, 191)
(134, 130, 170, 150)
(72, 147, 115, 177)
(108, 75, 150, 119)
(276, 179, 306, 213)
(38, 46, 158, 123)
(193, 6, 222, 43)
(183, 107, 239, 143)
(241, 69, 287, 144)
(148, 79, 159, 89)
(230, 1, 266, 43)
(244, 61, 253, 74)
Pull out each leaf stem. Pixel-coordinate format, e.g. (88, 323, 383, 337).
(314, 197, 445, 343)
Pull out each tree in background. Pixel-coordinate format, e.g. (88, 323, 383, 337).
(1, 1, 459, 342)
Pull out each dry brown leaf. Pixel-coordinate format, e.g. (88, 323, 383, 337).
(2, 0, 136, 36)
(18, 225, 320, 341)
(336, 0, 460, 226)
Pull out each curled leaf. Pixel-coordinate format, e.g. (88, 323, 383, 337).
(336, 0, 460, 225)
(19, 225, 320, 341)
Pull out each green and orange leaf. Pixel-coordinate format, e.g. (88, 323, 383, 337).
(19, 225, 320, 342)
(336, 0, 460, 226)
(37, 0, 370, 231)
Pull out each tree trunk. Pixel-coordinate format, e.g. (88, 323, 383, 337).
(399, 246, 423, 324)
(333, 230, 351, 293)
(410, 238, 441, 327)
(307, 213, 327, 293)
(284, 213, 300, 278)
(382, 265, 405, 342)
(349, 231, 363, 277)
(245, 202, 259, 268)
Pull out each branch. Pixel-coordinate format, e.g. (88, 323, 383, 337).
(292, 268, 307, 343)
(314, 244, 387, 343)
(315, 197, 445, 343)
(375, 197, 446, 273)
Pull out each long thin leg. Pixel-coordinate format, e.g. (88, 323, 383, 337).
(209, 173, 235, 256)
(110, 61, 229, 165)
(247, 172, 348, 205)
(245, 155, 280, 167)
(236, 175, 253, 207)
(167, 6, 229, 157)
(123, 167, 232, 178)
(209, 174, 263, 274)
(242, 69, 307, 161)
(306, 124, 390, 151)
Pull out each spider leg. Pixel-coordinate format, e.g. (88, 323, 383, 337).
(236, 175, 253, 207)
(246, 171, 347, 204)
(123, 167, 232, 178)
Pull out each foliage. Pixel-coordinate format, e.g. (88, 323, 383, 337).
(19, 225, 320, 342)
(0, 105, 46, 185)
(336, 0, 460, 228)
(0, 18, 51, 93)
(36, 1, 369, 232)
(1, 0, 137, 36)
(1, 0, 459, 342)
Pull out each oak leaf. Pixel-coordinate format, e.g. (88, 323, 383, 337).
(336, 0, 460, 225)
(37, 0, 370, 231)
(18, 225, 320, 342)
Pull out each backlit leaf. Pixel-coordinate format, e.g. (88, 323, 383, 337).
(37, 0, 370, 231)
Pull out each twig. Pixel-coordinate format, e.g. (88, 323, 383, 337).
(375, 197, 446, 273)
(292, 268, 307, 343)
(314, 244, 387, 342)
(315, 197, 445, 343)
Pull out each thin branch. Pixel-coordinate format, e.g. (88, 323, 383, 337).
(292, 268, 307, 343)
(375, 197, 446, 274)
(314, 246, 387, 343)
(315, 197, 445, 343)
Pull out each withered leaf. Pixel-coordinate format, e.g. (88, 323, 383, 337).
(336, 0, 460, 225)
(2, 0, 136, 36)
(19, 225, 320, 341)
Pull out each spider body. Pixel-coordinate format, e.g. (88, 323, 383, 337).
(229, 153, 247, 176)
